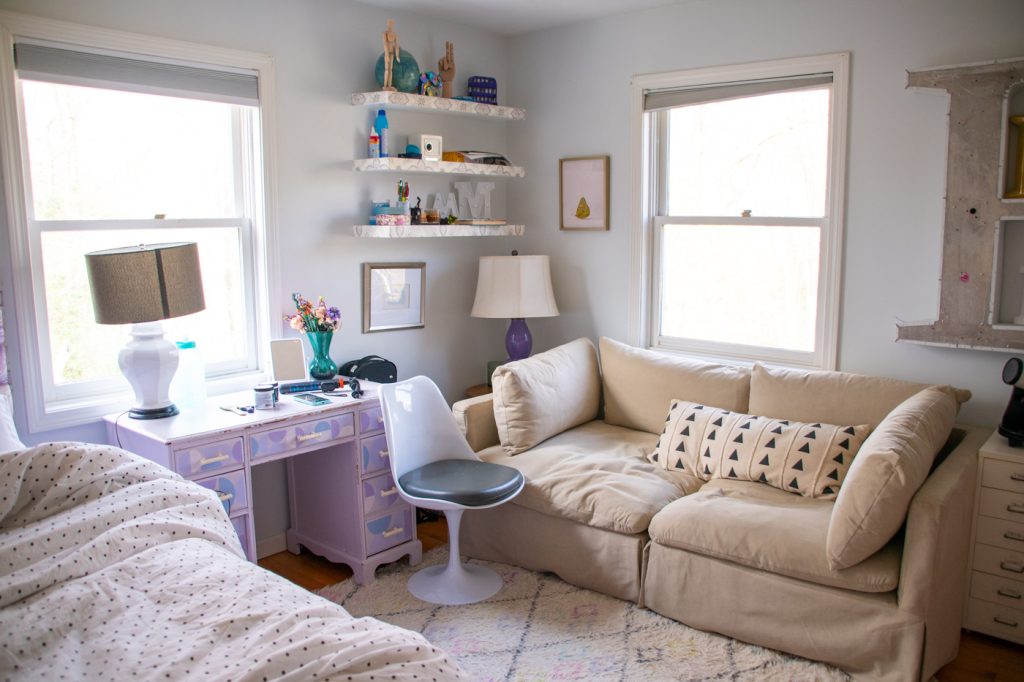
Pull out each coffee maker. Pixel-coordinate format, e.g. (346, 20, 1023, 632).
(999, 357, 1024, 447)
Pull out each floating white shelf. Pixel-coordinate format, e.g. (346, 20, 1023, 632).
(351, 91, 525, 120)
(353, 224, 525, 238)
(353, 157, 524, 177)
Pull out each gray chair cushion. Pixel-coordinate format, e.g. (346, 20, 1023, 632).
(399, 459, 524, 507)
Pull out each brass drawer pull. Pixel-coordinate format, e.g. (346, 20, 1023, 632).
(1008, 503, 1024, 514)
(1005, 531, 1024, 542)
(297, 432, 324, 443)
(1000, 560, 1024, 573)
(217, 491, 234, 502)
(997, 588, 1022, 600)
(1011, 473, 1024, 482)
(382, 526, 403, 538)
(379, 449, 389, 458)
(380, 487, 398, 497)
(993, 615, 1019, 628)
(377, 415, 384, 424)
(199, 453, 230, 466)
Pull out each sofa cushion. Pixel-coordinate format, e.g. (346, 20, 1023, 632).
(826, 386, 957, 569)
(650, 399, 870, 500)
(600, 337, 750, 435)
(648, 479, 901, 593)
(477, 420, 699, 534)
(491, 338, 601, 455)
(749, 362, 970, 430)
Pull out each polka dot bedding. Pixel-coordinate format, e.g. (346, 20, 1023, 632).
(0, 442, 464, 680)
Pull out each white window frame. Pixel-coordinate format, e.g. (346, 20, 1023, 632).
(628, 53, 849, 370)
(0, 11, 281, 432)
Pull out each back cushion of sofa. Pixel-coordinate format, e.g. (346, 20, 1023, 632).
(600, 337, 750, 435)
(491, 338, 601, 455)
(826, 386, 958, 569)
(749, 363, 970, 430)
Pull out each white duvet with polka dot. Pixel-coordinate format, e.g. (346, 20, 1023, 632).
(0, 442, 464, 680)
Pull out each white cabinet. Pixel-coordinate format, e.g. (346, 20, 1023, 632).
(964, 431, 1024, 643)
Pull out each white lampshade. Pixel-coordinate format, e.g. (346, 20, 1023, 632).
(471, 255, 559, 319)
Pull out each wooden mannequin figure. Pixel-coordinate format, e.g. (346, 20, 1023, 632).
(438, 41, 455, 98)
(382, 19, 400, 92)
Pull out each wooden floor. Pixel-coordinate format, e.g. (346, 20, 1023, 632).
(260, 519, 1024, 681)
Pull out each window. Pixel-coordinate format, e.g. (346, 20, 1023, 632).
(630, 54, 849, 369)
(1, 19, 277, 431)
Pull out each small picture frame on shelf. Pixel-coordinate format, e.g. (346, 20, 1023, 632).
(560, 155, 609, 231)
(362, 262, 426, 332)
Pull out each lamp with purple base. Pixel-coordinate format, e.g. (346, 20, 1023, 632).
(471, 252, 559, 361)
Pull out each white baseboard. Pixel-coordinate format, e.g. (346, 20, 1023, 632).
(256, 533, 288, 560)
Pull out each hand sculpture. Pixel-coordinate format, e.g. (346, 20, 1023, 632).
(438, 41, 455, 98)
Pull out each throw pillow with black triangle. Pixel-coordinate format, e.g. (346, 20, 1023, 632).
(728, 450, 739, 461)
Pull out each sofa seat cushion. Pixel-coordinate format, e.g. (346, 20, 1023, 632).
(648, 479, 900, 593)
(477, 420, 700, 535)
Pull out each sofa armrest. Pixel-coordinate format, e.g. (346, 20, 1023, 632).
(452, 394, 499, 452)
(898, 424, 986, 679)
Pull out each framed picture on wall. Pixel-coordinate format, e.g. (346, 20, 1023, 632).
(560, 155, 609, 231)
(362, 262, 426, 332)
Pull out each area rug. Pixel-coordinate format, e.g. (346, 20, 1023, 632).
(316, 548, 848, 681)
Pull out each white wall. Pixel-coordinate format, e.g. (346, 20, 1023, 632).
(506, 0, 1024, 427)
(0, 0, 518, 544)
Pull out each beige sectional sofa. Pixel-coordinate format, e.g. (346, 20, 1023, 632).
(451, 337, 989, 681)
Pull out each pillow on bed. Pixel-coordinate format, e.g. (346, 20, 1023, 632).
(650, 399, 869, 500)
(0, 393, 26, 455)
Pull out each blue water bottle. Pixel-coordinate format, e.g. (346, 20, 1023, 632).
(374, 109, 389, 158)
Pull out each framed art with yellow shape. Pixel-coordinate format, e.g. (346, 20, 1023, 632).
(560, 155, 609, 231)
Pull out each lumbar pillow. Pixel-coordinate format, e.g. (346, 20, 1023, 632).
(826, 386, 957, 569)
(491, 338, 601, 455)
(650, 399, 870, 499)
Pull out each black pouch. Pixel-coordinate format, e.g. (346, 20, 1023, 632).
(338, 355, 397, 383)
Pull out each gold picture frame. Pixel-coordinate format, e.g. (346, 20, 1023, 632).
(362, 262, 426, 332)
(560, 155, 609, 231)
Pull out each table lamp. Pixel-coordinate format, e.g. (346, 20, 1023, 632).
(471, 252, 559, 361)
(85, 242, 205, 419)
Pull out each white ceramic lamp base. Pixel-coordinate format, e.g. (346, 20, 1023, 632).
(120, 321, 180, 419)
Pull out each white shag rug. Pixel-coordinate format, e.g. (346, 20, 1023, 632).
(316, 548, 849, 681)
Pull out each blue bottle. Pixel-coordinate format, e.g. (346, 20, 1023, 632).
(374, 109, 389, 158)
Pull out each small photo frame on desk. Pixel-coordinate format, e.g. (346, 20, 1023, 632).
(560, 155, 609, 231)
(362, 262, 426, 332)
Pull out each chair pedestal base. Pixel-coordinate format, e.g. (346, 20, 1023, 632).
(408, 562, 502, 605)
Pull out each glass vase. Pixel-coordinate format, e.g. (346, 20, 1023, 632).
(306, 331, 338, 381)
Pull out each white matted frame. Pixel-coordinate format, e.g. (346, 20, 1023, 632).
(362, 262, 426, 333)
(560, 155, 610, 231)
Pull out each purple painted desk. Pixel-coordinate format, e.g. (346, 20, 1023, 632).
(104, 387, 422, 583)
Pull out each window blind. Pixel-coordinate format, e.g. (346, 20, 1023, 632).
(644, 73, 832, 112)
(14, 41, 259, 105)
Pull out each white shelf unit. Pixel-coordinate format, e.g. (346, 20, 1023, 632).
(353, 224, 525, 238)
(351, 91, 525, 238)
(351, 91, 525, 120)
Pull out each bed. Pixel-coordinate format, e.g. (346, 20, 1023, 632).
(0, 440, 465, 680)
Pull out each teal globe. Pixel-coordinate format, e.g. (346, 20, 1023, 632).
(375, 49, 420, 93)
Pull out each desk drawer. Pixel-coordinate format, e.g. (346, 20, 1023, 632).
(361, 433, 390, 475)
(971, 570, 1024, 609)
(980, 486, 1024, 523)
(363, 471, 403, 516)
(977, 515, 1024, 552)
(251, 412, 355, 460)
(359, 404, 385, 435)
(174, 437, 244, 478)
(983, 458, 1024, 495)
(974, 542, 1024, 580)
(965, 597, 1024, 644)
(196, 469, 248, 516)
(365, 506, 412, 556)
